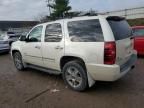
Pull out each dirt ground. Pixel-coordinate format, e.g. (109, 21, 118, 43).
(0, 54, 144, 108)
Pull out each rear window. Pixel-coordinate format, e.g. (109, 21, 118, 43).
(68, 19, 104, 42)
(7, 32, 15, 34)
(107, 16, 132, 40)
(133, 28, 144, 36)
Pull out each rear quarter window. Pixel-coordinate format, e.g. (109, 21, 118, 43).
(107, 17, 132, 40)
(68, 19, 104, 42)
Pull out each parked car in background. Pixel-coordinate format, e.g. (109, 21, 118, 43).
(6, 32, 20, 46)
(11, 16, 137, 91)
(0, 31, 20, 53)
(0, 34, 10, 53)
(132, 26, 144, 55)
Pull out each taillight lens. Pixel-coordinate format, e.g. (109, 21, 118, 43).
(104, 42, 116, 65)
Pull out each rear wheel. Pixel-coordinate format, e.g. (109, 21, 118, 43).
(13, 52, 25, 71)
(62, 61, 88, 91)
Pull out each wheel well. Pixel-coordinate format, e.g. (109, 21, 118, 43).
(60, 56, 86, 70)
(12, 50, 20, 56)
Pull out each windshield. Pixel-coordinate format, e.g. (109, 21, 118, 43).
(133, 28, 144, 36)
(107, 16, 132, 40)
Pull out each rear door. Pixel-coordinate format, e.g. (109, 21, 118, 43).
(107, 17, 133, 65)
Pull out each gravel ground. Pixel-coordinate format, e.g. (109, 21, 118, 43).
(0, 54, 144, 108)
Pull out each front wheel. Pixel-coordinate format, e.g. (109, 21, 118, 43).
(62, 61, 88, 91)
(13, 52, 25, 71)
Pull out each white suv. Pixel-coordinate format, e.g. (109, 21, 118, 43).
(11, 15, 137, 91)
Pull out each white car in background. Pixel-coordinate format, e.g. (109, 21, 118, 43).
(11, 15, 137, 91)
(0, 33, 10, 53)
(0, 32, 20, 53)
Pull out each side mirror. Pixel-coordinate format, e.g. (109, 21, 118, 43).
(28, 37, 39, 42)
(19, 35, 26, 41)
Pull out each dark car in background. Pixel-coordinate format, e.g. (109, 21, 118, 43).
(132, 26, 144, 55)
(6, 32, 20, 46)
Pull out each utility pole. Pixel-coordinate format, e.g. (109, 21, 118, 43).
(46, 0, 51, 16)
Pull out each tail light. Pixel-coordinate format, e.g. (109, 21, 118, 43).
(104, 42, 116, 65)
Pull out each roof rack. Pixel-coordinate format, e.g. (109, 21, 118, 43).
(61, 12, 98, 19)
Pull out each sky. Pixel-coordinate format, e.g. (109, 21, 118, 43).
(0, 0, 144, 21)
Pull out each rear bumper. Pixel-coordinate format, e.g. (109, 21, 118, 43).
(86, 54, 137, 81)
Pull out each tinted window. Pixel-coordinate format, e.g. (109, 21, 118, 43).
(107, 17, 132, 40)
(133, 28, 144, 36)
(45, 23, 62, 42)
(7, 32, 15, 34)
(28, 26, 43, 42)
(68, 19, 104, 42)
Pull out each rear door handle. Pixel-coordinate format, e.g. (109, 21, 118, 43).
(55, 46, 63, 50)
(35, 46, 41, 49)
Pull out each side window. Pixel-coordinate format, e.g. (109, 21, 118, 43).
(68, 19, 104, 42)
(45, 23, 62, 42)
(133, 29, 144, 36)
(28, 26, 43, 42)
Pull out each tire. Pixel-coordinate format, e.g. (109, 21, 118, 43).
(13, 52, 25, 71)
(62, 61, 88, 91)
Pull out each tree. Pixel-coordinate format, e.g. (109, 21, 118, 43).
(48, 0, 72, 19)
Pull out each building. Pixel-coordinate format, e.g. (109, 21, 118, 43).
(0, 21, 39, 35)
(102, 7, 144, 19)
